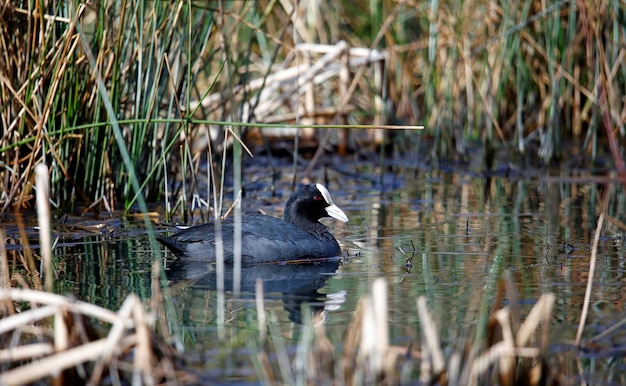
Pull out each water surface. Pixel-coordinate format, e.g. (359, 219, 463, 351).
(4, 164, 625, 383)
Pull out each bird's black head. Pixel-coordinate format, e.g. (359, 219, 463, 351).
(284, 183, 349, 225)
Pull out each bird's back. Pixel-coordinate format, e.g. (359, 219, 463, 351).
(158, 214, 340, 264)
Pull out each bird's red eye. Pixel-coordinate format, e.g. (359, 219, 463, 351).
(313, 195, 322, 201)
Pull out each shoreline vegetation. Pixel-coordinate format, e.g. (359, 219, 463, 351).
(0, 0, 624, 213)
(1, 1, 625, 384)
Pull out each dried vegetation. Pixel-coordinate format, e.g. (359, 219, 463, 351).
(0, 0, 624, 214)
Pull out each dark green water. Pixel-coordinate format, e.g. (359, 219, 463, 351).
(3, 165, 626, 384)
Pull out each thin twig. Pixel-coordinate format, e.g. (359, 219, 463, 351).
(575, 213, 604, 346)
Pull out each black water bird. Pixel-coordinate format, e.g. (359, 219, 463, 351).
(157, 183, 348, 264)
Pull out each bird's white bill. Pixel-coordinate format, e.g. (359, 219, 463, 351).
(326, 204, 349, 222)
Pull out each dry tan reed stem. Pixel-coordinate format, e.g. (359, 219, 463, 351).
(303, 51, 315, 128)
(255, 279, 267, 344)
(502, 270, 521, 327)
(132, 297, 153, 384)
(342, 297, 364, 383)
(447, 352, 462, 385)
(0, 288, 121, 323)
(35, 163, 53, 292)
(516, 293, 555, 349)
(575, 213, 604, 345)
(151, 260, 164, 333)
(54, 307, 69, 352)
(0, 229, 7, 289)
(188, 42, 387, 112)
(603, 213, 626, 232)
(416, 296, 445, 378)
(469, 344, 540, 382)
(588, 317, 626, 344)
(0, 339, 109, 385)
(255, 42, 348, 119)
(0, 229, 14, 315)
(89, 293, 142, 385)
(494, 308, 516, 385)
(0, 343, 55, 362)
(358, 277, 389, 376)
(0, 304, 58, 335)
(372, 278, 389, 357)
(467, 293, 555, 384)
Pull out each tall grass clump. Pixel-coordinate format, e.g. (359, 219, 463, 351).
(0, 1, 289, 215)
(1, 1, 374, 217)
(0, 0, 196, 213)
(341, 0, 624, 167)
(1, 0, 624, 217)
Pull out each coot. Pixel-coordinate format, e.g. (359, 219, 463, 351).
(157, 183, 348, 264)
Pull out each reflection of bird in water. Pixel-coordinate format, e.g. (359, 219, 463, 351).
(166, 259, 343, 324)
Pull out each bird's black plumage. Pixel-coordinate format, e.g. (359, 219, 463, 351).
(157, 183, 348, 264)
